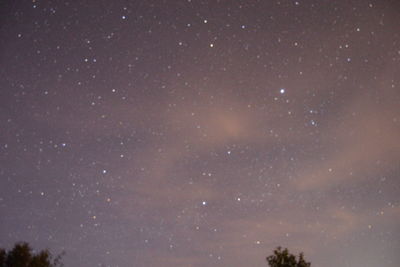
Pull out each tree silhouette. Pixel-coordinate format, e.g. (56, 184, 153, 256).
(266, 247, 311, 267)
(0, 242, 63, 267)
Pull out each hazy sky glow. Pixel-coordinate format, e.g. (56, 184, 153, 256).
(1, 1, 399, 266)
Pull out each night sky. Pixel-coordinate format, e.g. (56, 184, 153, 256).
(1, 0, 400, 266)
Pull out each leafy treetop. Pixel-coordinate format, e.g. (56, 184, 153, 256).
(0, 242, 63, 267)
(266, 246, 311, 267)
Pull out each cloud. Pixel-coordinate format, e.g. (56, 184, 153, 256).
(293, 92, 400, 191)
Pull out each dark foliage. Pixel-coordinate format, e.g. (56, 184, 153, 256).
(0, 242, 63, 267)
(266, 247, 311, 267)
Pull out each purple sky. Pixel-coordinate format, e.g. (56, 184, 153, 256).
(1, 1, 399, 266)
